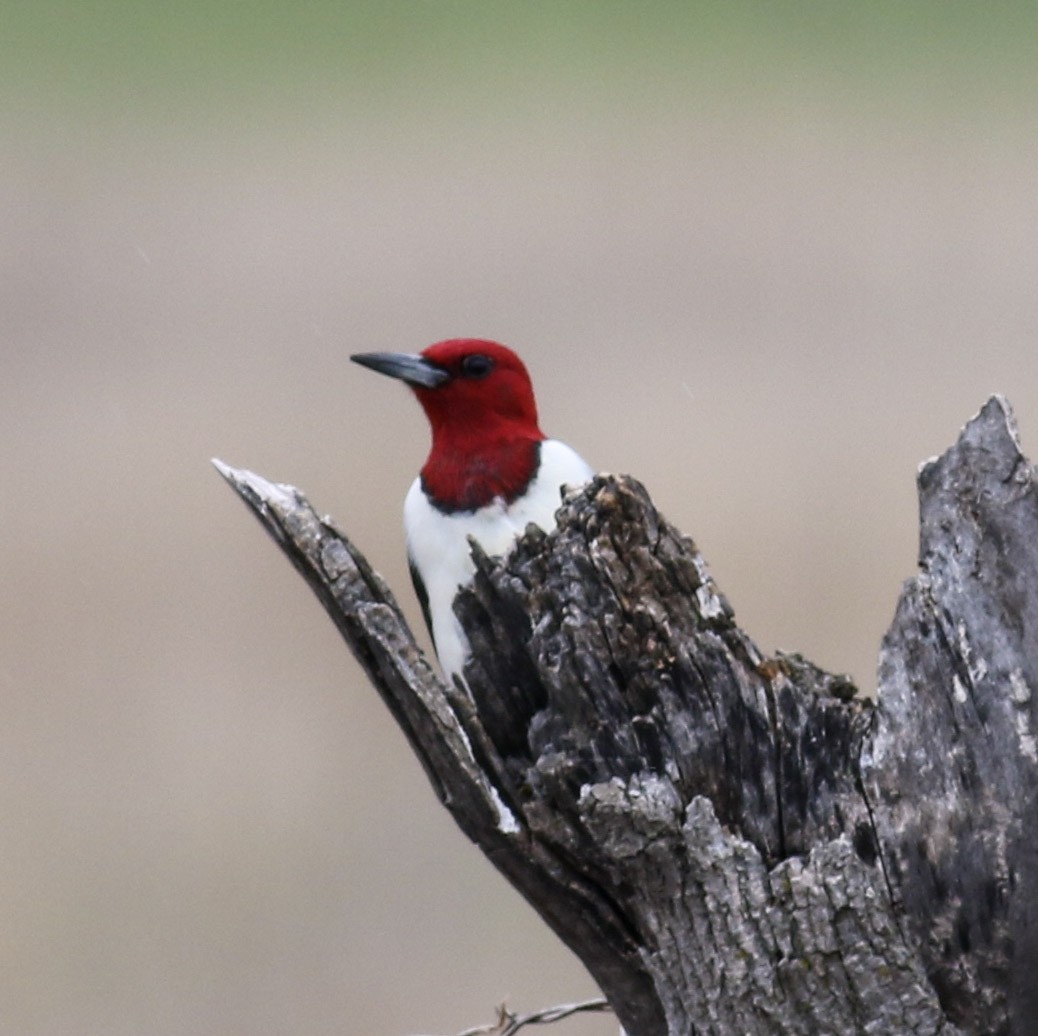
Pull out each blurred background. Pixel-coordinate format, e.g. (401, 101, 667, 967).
(3, 3, 1038, 1033)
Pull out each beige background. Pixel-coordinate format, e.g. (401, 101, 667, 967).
(3, 6, 1038, 1034)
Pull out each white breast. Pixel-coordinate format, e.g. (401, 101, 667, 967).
(404, 439, 594, 681)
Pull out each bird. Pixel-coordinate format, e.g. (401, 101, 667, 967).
(351, 338, 594, 682)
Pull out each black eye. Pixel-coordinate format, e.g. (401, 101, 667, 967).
(460, 354, 495, 379)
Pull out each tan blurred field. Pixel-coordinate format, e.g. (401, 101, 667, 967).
(3, 6, 1038, 1034)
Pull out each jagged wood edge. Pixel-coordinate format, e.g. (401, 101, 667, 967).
(211, 461, 510, 835)
(215, 394, 1038, 1033)
(214, 459, 960, 1036)
(452, 476, 954, 1036)
(861, 395, 1038, 1036)
(211, 460, 663, 1035)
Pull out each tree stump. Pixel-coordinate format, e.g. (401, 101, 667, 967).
(215, 395, 1038, 1036)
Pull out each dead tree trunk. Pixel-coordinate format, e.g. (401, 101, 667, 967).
(215, 395, 1038, 1036)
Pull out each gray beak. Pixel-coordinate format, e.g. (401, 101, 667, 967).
(350, 351, 450, 389)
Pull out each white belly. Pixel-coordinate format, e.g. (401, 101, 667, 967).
(404, 439, 594, 681)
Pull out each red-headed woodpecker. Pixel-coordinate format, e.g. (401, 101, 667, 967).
(351, 339, 594, 681)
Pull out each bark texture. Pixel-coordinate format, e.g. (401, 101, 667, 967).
(215, 395, 1037, 1036)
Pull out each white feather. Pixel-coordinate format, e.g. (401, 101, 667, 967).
(404, 439, 594, 681)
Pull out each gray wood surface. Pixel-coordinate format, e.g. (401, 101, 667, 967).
(216, 395, 1037, 1035)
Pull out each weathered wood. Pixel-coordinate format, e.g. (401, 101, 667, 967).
(215, 394, 1037, 1035)
(861, 396, 1038, 1036)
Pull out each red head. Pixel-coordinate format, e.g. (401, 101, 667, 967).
(351, 339, 547, 511)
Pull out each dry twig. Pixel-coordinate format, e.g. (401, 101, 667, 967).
(411, 997, 613, 1036)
